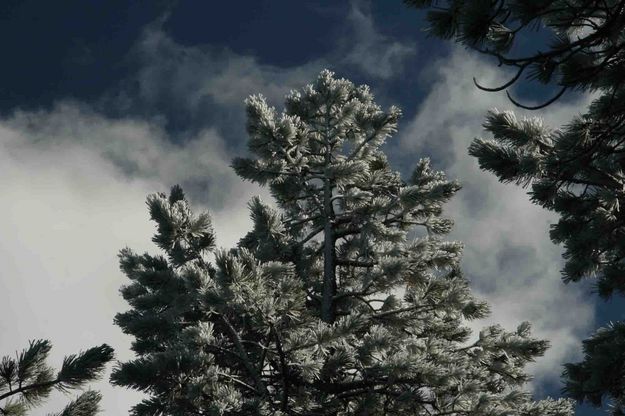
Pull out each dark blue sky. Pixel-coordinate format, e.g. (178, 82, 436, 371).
(0, 0, 165, 109)
(0, 1, 433, 114)
(0, 2, 618, 415)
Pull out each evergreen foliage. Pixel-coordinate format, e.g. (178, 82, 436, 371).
(0, 340, 113, 416)
(404, 0, 625, 109)
(404, 1, 625, 412)
(471, 102, 625, 414)
(563, 321, 625, 414)
(112, 71, 573, 415)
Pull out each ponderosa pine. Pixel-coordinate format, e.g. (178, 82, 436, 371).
(112, 70, 572, 415)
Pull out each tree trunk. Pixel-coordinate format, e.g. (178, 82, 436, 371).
(321, 148, 336, 323)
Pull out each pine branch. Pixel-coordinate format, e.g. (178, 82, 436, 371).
(219, 314, 269, 397)
(0, 379, 57, 402)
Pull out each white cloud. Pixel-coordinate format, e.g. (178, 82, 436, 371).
(339, 0, 416, 79)
(125, 22, 325, 124)
(120, 0, 415, 128)
(395, 48, 596, 391)
(0, 103, 268, 415)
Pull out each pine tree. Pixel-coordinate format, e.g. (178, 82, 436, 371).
(112, 70, 573, 415)
(404, 1, 625, 412)
(0, 340, 113, 416)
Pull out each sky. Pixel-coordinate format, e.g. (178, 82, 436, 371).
(0, 1, 620, 415)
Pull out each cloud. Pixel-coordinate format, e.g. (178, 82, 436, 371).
(394, 48, 596, 391)
(338, 0, 417, 79)
(100, 21, 326, 160)
(0, 103, 269, 415)
(106, 0, 415, 140)
(130, 24, 325, 114)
